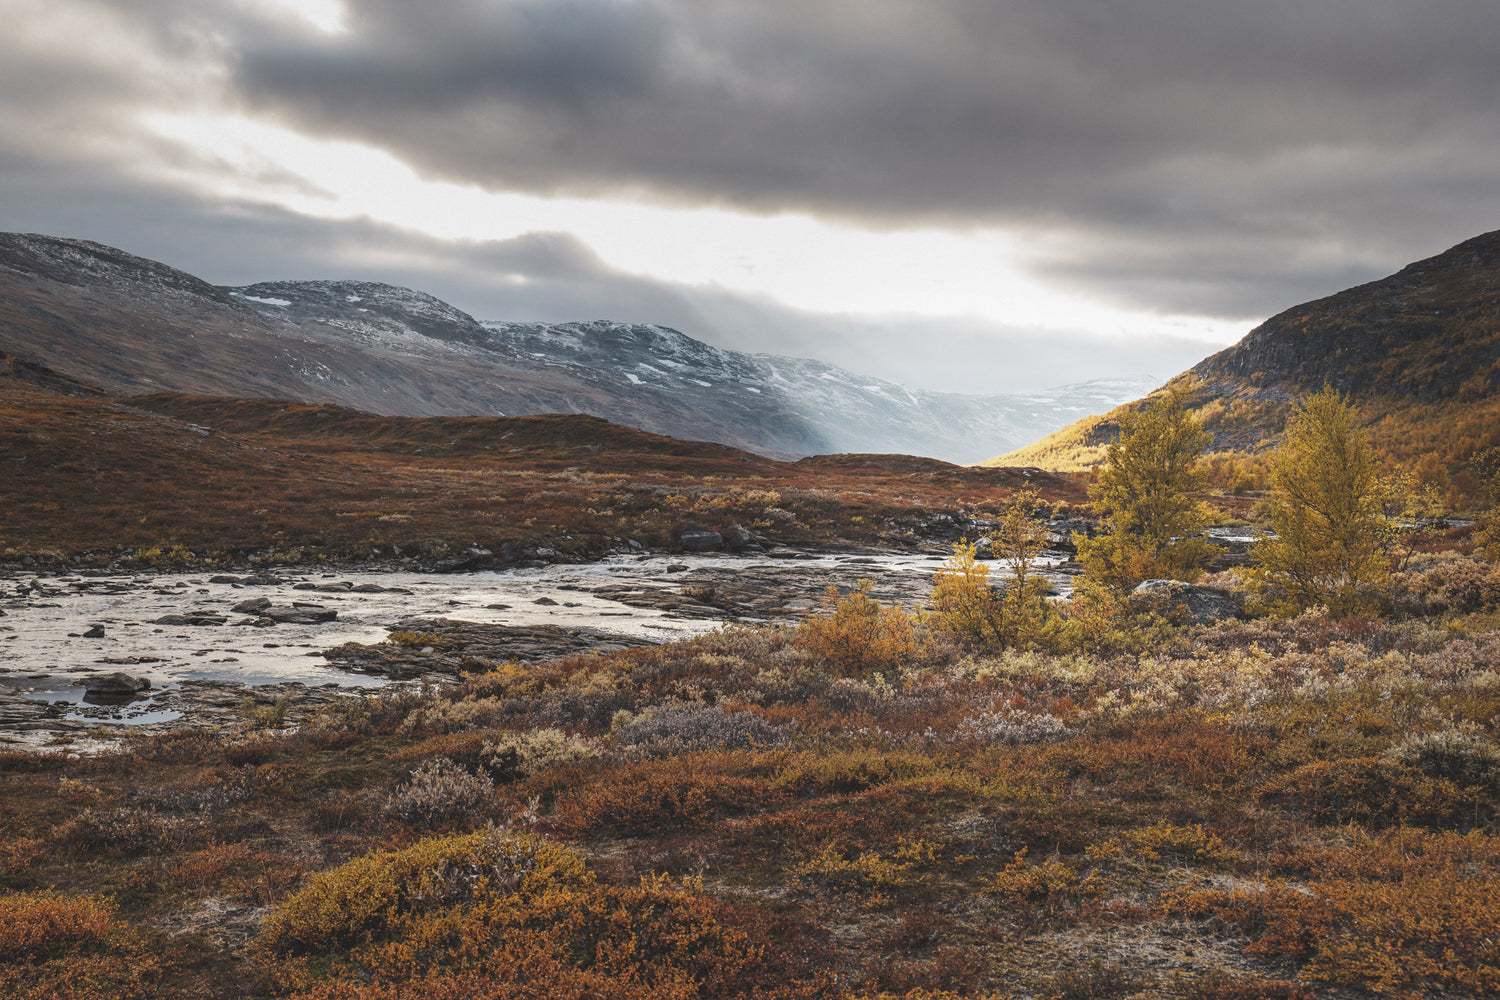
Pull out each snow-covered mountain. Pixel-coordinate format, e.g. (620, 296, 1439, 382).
(0, 233, 1157, 462)
(485, 319, 1158, 462)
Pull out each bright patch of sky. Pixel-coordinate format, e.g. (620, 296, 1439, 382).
(240, 0, 348, 35)
(142, 111, 1246, 345)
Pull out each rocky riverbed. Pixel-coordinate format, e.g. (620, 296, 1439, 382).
(0, 548, 1076, 751)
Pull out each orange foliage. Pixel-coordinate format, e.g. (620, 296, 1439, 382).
(794, 582, 922, 677)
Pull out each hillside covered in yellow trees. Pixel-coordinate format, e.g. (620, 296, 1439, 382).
(984, 229, 1500, 505)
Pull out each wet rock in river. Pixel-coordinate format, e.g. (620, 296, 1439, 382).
(228, 597, 336, 623)
(154, 612, 229, 626)
(323, 618, 651, 680)
(262, 605, 337, 624)
(81, 672, 151, 705)
(83, 671, 151, 695)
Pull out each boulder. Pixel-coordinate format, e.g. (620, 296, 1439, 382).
(432, 547, 499, 572)
(678, 529, 724, 552)
(723, 526, 767, 553)
(230, 597, 335, 623)
(1130, 580, 1239, 624)
(82, 671, 150, 696)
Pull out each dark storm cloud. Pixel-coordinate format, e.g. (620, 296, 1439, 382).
(189, 0, 1500, 317)
(9, 0, 1500, 334)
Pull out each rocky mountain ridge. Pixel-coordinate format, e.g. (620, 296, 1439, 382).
(0, 232, 1155, 462)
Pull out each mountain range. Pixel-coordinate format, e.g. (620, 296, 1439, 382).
(0, 233, 1155, 464)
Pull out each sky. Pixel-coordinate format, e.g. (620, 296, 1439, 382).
(3, 0, 1499, 394)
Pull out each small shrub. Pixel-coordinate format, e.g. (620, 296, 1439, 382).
(1125, 822, 1239, 869)
(552, 756, 770, 836)
(1386, 725, 1500, 788)
(1259, 757, 1471, 828)
(958, 704, 1074, 744)
(480, 728, 599, 779)
(789, 838, 942, 905)
(612, 705, 795, 756)
(1039, 959, 1150, 1000)
(774, 748, 937, 797)
(137, 765, 259, 814)
(0, 892, 113, 960)
(54, 806, 198, 856)
(983, 849, 1109, 925)
(261, 827, 591, 953)
(307, 793, 379, 834)
(399, 695, 509, 735)
(1187, 977, 1319, 1000)
(795, 580, 922, 677)
(383, 758, 495, 828)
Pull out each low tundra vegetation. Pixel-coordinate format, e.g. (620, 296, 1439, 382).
(3, 552, 1500, 998)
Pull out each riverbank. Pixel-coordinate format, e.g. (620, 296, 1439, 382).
(0, 548, 1078, 751)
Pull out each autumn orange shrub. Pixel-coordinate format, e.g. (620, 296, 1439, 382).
(789, 838, 943, 907)
(163, 843, 256, 889)
(982, 848, 1110, 928)
(0, 892, 113, 961)
(1257, 756, 1472, 828)
(795, 581, 922, 676)
(1185, 975, 1318, 1000)
(280, 873, 818, 1000)
(773, 748, 939, 797)
(1163, 828, 1500, 998)
(0, 891, 170, 1000)
(551, 754, 775, 836)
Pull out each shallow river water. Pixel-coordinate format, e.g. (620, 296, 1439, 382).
(0, 549, 1074, 740)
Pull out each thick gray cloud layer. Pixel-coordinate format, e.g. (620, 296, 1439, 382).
(4, 0, 1500, 387)
(219, 0, 1500, 312)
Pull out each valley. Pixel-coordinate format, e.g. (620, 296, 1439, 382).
(1, 228, 1499, 1000)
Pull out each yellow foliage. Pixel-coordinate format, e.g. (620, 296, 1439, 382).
(1074, 389, 1215, 590)
(789, 838, 943, 905)
(928, 518, 1062, 652)
(794, 580, 921, 676)
(261, 828, 592, 954)
(1251, 387, 1389, 615)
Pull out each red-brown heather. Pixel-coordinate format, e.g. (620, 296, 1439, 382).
(3, 545, 1499, 997)
(0, 352, 1080, 567)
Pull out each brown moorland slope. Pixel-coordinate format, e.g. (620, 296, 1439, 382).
(0, 353, 1081, 567)
(985, 229, 1500, 495)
